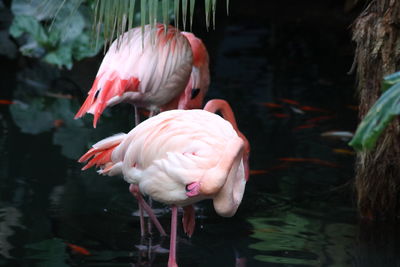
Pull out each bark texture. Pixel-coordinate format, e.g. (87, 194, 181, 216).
(352, 0, 400, 218)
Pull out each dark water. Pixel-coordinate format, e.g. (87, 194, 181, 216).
(2, 1, 393, 267)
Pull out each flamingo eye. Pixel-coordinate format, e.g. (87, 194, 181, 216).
(94, 89, 101, 99)
(191, 88, 200, 99)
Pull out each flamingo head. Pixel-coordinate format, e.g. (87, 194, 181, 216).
(74, 72, 139, 128)
(198, 136, 247, 217)
(178, 32, 210, 109)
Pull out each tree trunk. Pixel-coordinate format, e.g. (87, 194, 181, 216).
(352, 0, 400, 219)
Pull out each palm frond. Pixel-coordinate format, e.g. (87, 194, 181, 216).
(94, 0, 229, 47)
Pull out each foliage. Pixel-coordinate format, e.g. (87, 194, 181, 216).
(9, 0, 103, 69)
(0, 1, 18, 59)
(10, 99, 55, 134)
(6, 0, 228, 68)
(89, 0, 227, 47)
(349, 71, 400, 150)
(9, 95, 131, 159)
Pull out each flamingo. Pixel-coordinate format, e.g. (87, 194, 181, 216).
(74, 23, 210, 127)
(78, 99, 250, 267)
(75, 23, 210, 237)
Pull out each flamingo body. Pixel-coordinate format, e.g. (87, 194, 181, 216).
(81, 109, 247, 217)
(79, 100, 250, 266)
(75, 24, 209, 127)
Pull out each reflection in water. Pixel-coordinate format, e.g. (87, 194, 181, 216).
(0, 207, 24, 259)
(249, 209, 355, 266)
(0, 1, 366, 266)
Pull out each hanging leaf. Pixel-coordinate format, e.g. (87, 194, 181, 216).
(162, 0, 169, 28)
(189, 0, 195, 30)
(174, 0, 180, 29)
(128, 0, 136, 30)
(90, 0, 230, 46)
(204, 0, 211, 30)
(182, 0, 188, 30)
(349, 71, 400, 150)
(212, 0, 216, 29)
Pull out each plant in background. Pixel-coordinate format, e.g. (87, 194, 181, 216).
(7, 0, 227, 69)
(349, 71, 400, 150)
(6, 0, 228, 159)
(9, 0, 103, 69)
(93, 0, 225, 47)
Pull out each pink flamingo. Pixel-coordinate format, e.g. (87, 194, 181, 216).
(78, 99, 250, 267)
(74, 23, 210, 127)
(75, 23, 210, 237)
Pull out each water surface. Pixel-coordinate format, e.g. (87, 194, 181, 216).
(0, 3, 366, 267)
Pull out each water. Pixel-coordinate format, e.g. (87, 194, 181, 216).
(0, 2, 372, 267)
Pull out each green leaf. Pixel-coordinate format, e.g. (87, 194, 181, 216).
(128, 0, 136, 30)
(44, 45, 73, 69)
(52, 5, 86, 42)
(189, 0, 195, 30)
(9, 99, 54, 134)
(204, 0, 211, 29)
(10, 1, 101, 69)
(11, 0, 63, 20)
(349, 81, 400, 150)
(182, 0, 188, 30)
(174, 0, 180, 28)
(72, 31, 103, 61)
(9, 15, 48, 42)
(382, 71, 400, 92)
(162, 0, 169, 27)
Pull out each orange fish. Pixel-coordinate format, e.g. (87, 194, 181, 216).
(279, 98, 300, 105)
(347, 105, 358, 111)
(249, 170, 269, 175)
(293, 124, 316, 131)
(65, 243, 91, 256)
(0, 100, 14, 105)
(272, 113, 289, 118)
(53, 119, 64, 128)
(299, 105, 330, 113)
(259, 102, 283, 108)
(306, 115, 335, 123)
(278, 157, 339, 168)
(332, 148, 355, 155)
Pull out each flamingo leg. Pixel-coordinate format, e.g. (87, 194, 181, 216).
(182, 205, 196, 237)
(147, 197, 153, 235)
(139, 203, 146, 237)
(134, 106, 141, 126)
(168, 205, 178, 267)
(129, 185, 167, 237)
